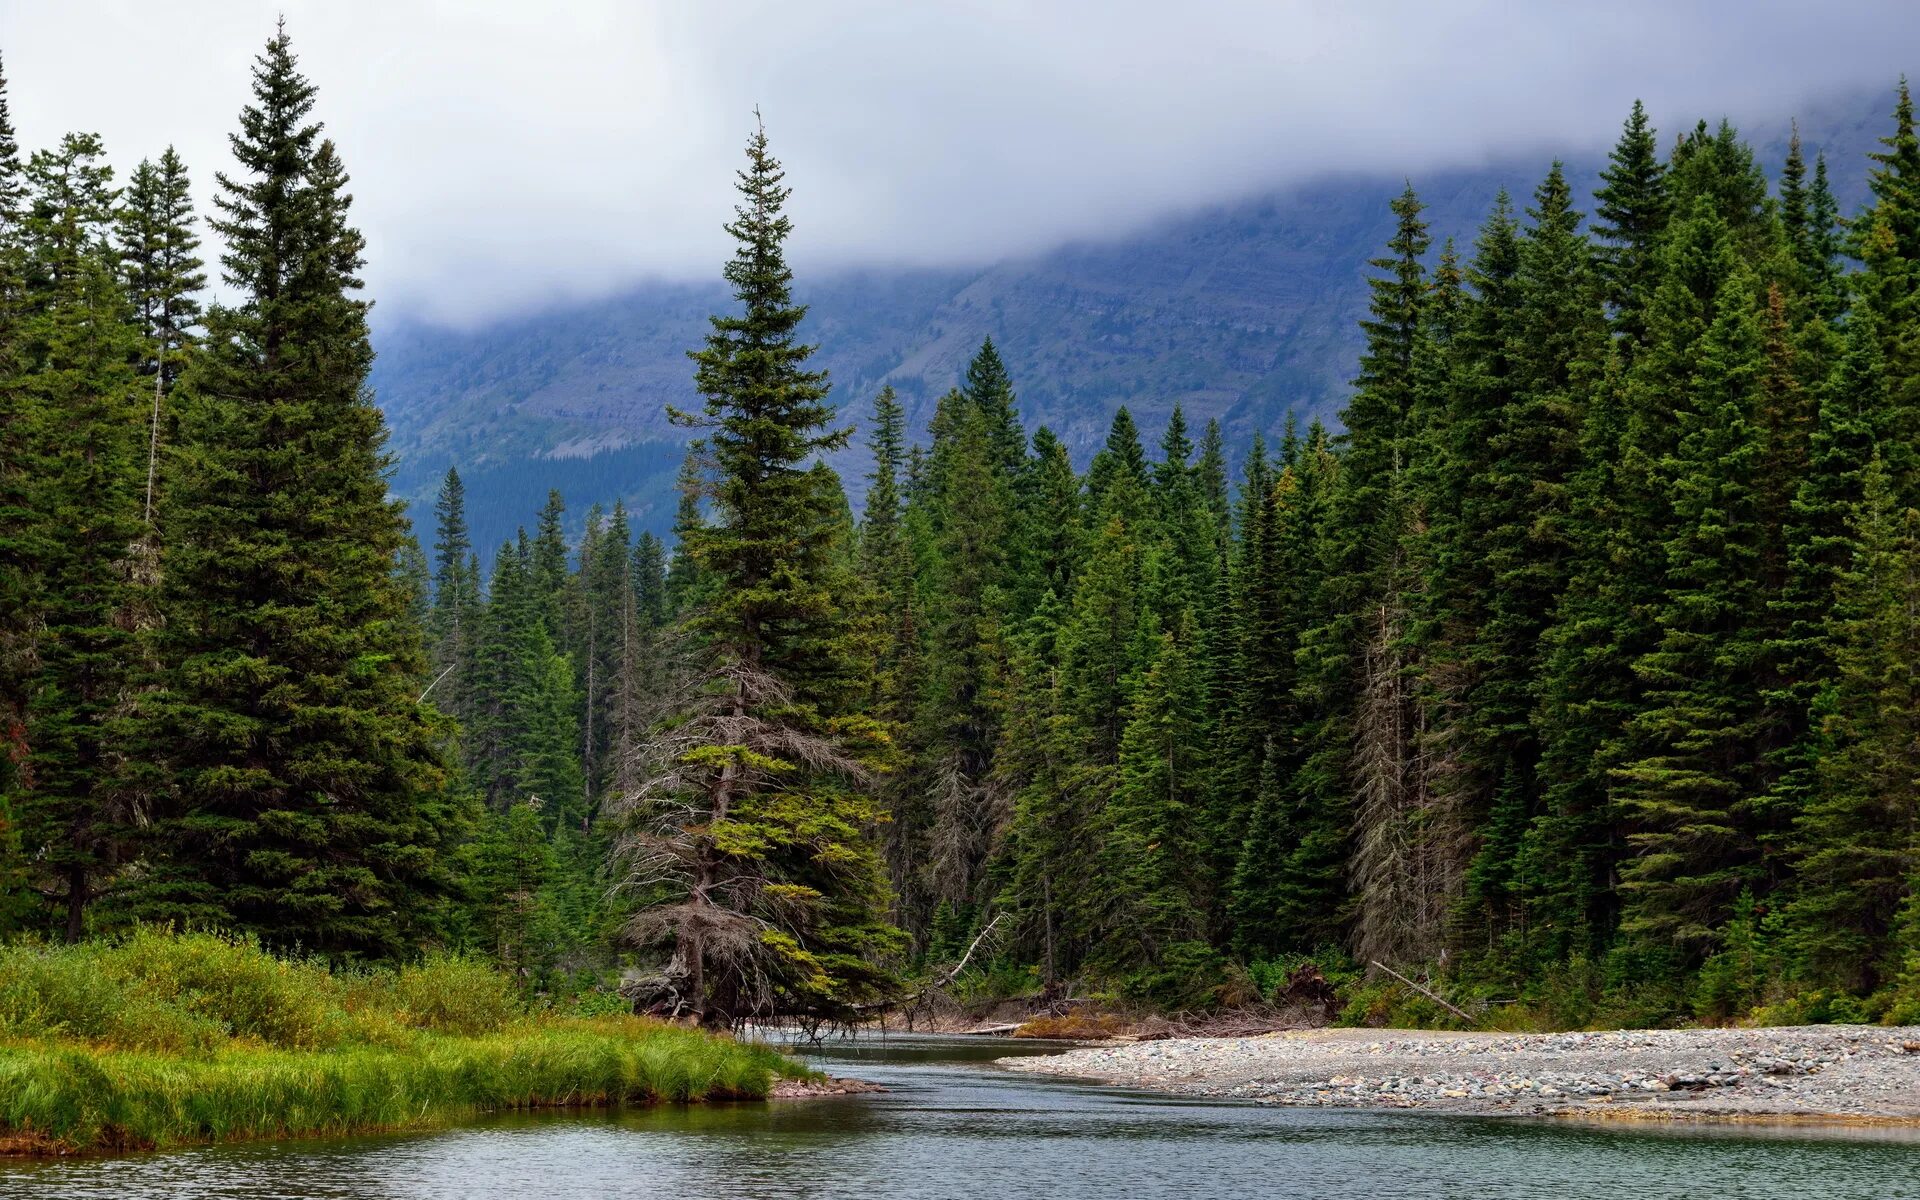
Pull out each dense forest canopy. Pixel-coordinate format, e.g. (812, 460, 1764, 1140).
(3, 26, 1920, 1029)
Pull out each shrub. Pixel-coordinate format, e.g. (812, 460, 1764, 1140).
(389, 954, 520, 1035)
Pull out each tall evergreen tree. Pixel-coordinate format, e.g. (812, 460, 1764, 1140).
(614, 117, 899, 1025)
(427, 466, 477, 726)
(1094, 623, 1207, 979)
(1298, 185, 1431, 967)
(116, 147, 203, 531)
(0, 56, 30, 910)
(1782, 456, 1920, 991)
(1593, 100, 1669, 354)
(12, 132, 146, 938)
(1615, 266, 1769, 956)
(143, 28, 455, 956)
(963, 337, 1026, 479)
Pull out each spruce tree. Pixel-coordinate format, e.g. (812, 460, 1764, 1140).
(0, 57, 30, 911)
(1458, 164, 1607, 956)
(963, 337, 1026, 478)
(12, 132, 146, 938)
(1094, 623, 1207, 981)
(116, 147, 203, 531)
(145, 28, 453, 956)
(1298, 185, 1431, 968)
(1615, 266, 1769, 955)
(428, 466, 478, 727)
(1782, 456, 1920, 991)
(1593, 100, 1669, 354)
(614, 117, 899, 1024)
(916, 391, 1011, 909)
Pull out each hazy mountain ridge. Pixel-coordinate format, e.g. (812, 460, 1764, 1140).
(372, 91, 1887, 548)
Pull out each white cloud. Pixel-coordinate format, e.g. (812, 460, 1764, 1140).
(5, 0, 1916, 327)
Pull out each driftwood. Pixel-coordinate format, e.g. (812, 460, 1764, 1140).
(856, 912, 1010, 1021)
(1370, 959, 1477, 1026)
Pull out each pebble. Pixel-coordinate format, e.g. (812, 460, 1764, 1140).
(1002, 1024, 1920, 1121)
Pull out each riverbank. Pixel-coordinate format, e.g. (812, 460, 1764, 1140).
(1001, 1025, 1920, 1122)
(0, 932, 805, 1155)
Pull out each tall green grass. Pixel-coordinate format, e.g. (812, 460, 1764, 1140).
(0, 931, 803, 1154)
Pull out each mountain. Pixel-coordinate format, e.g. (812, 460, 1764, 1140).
(371, 91, 1889, 552)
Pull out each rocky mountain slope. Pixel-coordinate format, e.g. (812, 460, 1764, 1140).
(370, 92, 1887, 550)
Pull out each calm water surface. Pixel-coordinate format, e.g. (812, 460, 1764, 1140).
(6, 1034, 1919, 1199)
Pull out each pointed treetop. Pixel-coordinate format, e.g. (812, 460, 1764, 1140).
(0, 51, 21, 223)
(963, 336, 1026, 476)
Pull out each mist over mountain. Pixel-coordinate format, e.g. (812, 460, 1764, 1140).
(373, 90, 1888, 552)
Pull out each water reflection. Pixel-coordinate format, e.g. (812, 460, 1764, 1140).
(4, 1034, 1918, 1200)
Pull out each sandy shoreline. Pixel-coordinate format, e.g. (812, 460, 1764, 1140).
(1000, 1025, 1920, 1123)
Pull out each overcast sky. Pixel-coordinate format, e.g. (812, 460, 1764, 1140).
(7, 1, 1920, 327)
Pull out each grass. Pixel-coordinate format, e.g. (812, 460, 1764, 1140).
(0, 930, 805, 1154)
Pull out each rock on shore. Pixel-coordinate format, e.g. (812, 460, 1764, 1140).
(1001, 1025, 1920, 1122)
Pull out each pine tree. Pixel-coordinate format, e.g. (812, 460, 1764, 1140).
(1227, 741, 1289, 957)
(1011, 426, 1083, 615)
(428, 466, 478, 726)
(1779, 127, 1844, 321)
(996, 588, 1098, 981)
(1765, 310, 1887, 839)
(577, 502, 631, 817)
(144, 28, 454, 956)
(916, 391, 1011, 910)
(465, 800, 561, 976)
(529, 489, 569, 637)
(1669, 119, 1772, 255)
(1593, 100, 1669, 354)
(12, 132, 147, 939)
(861, 385, 907, 579)
(116, 147, 203, 531)
(1457, 164, 1607, 956)
(1299, 185, 1431, 968)
(1063, 479, 1148, 764)
(1083, 405, 1149, 519)
(614, 117, 899, 1025)
(1782, 456, 1920, 991)
(632, 531, 669, 630)
(963, 337, 1026, 479)
(1857, 81, 1920, 509)
(0, 56, 31, 917)
(1094, 623, 1207, 978)
(1615, 266, 1769, 956)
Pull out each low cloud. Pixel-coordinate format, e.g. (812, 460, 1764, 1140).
(8, 0, 1918, 327)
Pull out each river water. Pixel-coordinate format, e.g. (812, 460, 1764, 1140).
(6, 1034, 1920, 1199)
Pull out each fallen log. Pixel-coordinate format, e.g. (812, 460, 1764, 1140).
(1370, 960, 1477, 1027)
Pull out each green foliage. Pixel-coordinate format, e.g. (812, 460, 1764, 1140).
(13, 33, 1920, 1035)
(136, 29, 460, 957)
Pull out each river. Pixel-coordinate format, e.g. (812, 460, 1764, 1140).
(6, 1034, 1920, 1198)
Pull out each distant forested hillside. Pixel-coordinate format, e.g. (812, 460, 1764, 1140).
(373, 92, 1885, 551)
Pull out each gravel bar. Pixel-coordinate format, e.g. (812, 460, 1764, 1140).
(1000, 1025, 1920, 1123)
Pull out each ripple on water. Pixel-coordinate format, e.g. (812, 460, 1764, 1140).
(3, 1035, 1918, 1200)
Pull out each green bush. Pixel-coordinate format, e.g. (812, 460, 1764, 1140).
(0, 930, 340, 1051)
(389, 954, 520, 1035)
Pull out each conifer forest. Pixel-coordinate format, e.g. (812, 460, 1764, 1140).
(8, 26, 1920, 1036)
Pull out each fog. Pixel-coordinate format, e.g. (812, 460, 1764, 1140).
(6, 0, 1917, 326)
